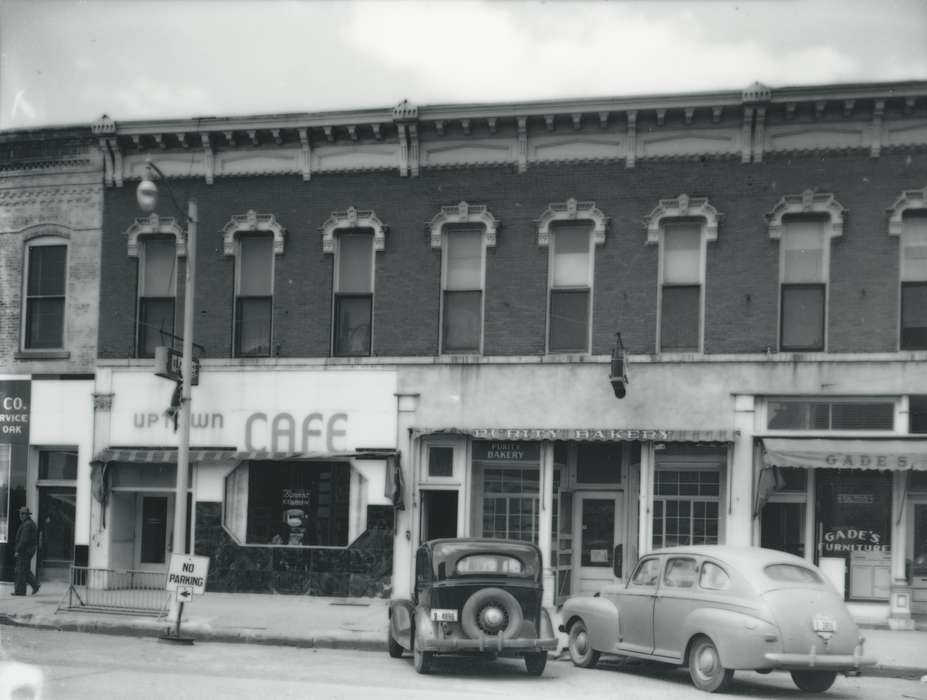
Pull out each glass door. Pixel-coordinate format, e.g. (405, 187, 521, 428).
(572, 491, 623, 594)
(37, 486, 76, 581)
(135, 494, 172, 571)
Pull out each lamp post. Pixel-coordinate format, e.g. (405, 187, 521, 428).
(137, 162, 196, 621)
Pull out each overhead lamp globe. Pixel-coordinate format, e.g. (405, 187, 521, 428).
(136, 173, 159, 212)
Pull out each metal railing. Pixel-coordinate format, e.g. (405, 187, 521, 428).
(57, 566, 171, 617)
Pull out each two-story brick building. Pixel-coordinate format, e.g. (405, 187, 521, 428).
(0, 127, 103, 585)
(83, 80, 927, 627)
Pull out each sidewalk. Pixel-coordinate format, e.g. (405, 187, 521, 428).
(1, 581, 926, 679)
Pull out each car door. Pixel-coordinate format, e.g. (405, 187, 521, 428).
(613, 556, 662, 655)
(652, 555, 700, 660)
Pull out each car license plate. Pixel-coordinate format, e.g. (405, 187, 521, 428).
(813, 615, 837, 633)
(431, 609, 458, 622)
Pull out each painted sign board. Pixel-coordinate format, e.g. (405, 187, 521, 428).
(0, 380, 30, 444)
(166, 554, 210, 596)
(108, 369, 397, 452)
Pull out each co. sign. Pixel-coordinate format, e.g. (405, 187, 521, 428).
(0, 380, 30, 445)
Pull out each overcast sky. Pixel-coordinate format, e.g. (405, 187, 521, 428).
(1, 0, 926, 130)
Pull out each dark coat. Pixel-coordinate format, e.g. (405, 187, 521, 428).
(15, 516, 37, 558)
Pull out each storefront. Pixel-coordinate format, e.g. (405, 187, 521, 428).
(406, 427, 734, 607)
(90, 366, 400, 596)
(1, 375, 94, 585)
(755, 395, 927, 626)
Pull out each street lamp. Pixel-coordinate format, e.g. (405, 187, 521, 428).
(137, 161, 197, 621)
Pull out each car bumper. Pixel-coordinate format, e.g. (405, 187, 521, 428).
(763, 652, 877, 670)
(419, 637, 558, 654)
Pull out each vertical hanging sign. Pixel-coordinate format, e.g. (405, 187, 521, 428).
(0, 380, 30, 544)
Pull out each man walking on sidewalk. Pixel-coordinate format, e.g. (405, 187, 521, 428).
(13, 506, 40, 596)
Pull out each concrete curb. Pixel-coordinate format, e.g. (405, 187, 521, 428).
(2, 613, 924, 679)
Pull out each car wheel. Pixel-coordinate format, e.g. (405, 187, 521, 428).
(687, 635, 734, 693)
(413, 644, 433, 675)
(524, 652, 547, 676)
(567, 620, 601, 668)
(790, 670, 837, 693)
(387, 628, 404, 659)
(460, 587, 524, 640)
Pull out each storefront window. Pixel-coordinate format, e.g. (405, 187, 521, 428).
(482, 469, 539, 543)
(652, 446, 723, 549)
(817, 470, 892, 600)
(38, 450, 77, 480)
(223, 460, 350, 547)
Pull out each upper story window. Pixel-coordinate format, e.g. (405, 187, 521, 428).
(644, 195, 719, 353)
(235, 234, 274, 357)
(428, 202, 499, 355)
(222, 210, 286, 359)
(888, 187, 927, 349)
(137, 236, 177, 357)
(322, 207, 386, 358)
(767, 190, 845, 353)
(537, 199, 607, 354)
(22, 237, 68, 350)
(333, 231, 374, 356)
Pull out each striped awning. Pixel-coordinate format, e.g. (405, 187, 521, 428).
(411, 427, 737, 443)
(92, 447, 399, 464)
(762, 438, 927, 471)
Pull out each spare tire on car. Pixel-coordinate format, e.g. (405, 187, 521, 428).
(460, 587, 524, 640)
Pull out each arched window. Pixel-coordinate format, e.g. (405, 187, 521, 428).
(21, 234, 69, 351)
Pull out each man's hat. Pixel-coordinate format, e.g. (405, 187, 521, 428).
(18, 506, 31, 515)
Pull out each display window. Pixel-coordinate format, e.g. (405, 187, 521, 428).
(223, 460, 351, 547)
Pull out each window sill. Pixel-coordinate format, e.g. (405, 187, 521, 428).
(15, 350, 71, 360)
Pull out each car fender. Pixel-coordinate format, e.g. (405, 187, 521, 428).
(389, 598, 415, 650)
(681, 606, 780, 670)
(413, 605, 438, 647)
(560, 595, 620, 653)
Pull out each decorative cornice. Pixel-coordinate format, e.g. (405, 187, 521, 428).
(221, 210, 286, 256)
(644, 194, 721, 243)
(0, 186, 99, 208)
(427, 201, 499, 249)
(536, 198, 607, 247)
(887, 185, 927, 236)
(125, 213, 186, 257)
(766, 189, 846, 239)
(320, 207, 387, 254)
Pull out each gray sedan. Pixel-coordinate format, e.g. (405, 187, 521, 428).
(559, 545, 876, 693)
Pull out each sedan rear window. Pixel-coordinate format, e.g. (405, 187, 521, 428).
(764, 564, 822, 584)
(455, 554, 524, 575)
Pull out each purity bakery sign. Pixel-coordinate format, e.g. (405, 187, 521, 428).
(107, 369, 397, 452)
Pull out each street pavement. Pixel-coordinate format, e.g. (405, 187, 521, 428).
(1, 580, 926, 680)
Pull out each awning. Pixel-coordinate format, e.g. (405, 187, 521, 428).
(411, 427, 738, 443)
(762, 438, 927, 471)
(92, 447, 399, 464)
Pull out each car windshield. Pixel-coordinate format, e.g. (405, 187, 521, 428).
(764, 563, 823, 584)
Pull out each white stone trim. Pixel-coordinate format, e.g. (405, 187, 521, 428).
(221, 210, 286, 256)
(766, 189, 846, 239)
(427, 201, 499, 249)
(320, 207, 387, 254)
(644, 194, 720, 244)
(536, 198, 607, 247)
(125, 213, 186, 257)
(887, 185, 927, 236)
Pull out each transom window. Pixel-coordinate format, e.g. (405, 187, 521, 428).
(333, 230, 373, 356)
(137, 236, 177, 357)
(778, 216, 828, 351)
(23, 238, 67, 350)
(548, 222, 593, 353)
(900, 211, 927, 350)
(235, 234, 274, 357)
(442, 225, 484, 353)
(767, 398, 894, 430)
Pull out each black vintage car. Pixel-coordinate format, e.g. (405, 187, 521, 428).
(387, 538, 557, 675)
